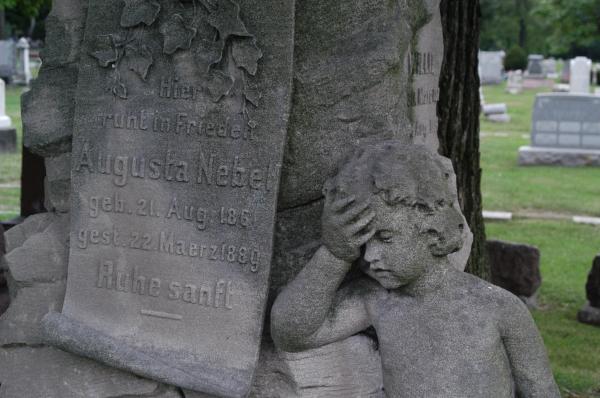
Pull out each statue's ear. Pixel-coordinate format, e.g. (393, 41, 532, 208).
(423, 207, 465, 257)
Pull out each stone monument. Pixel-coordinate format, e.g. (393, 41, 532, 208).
(0, 39, 16, 83)
(14, 38, 32, 86)
(271, 142, 560, 397)
(519, 93, 600, 166)
(478, 50, 504, 85)
(526, 54, 544, 78)
(578, 254, 600, 326)
(506, 70, 523, 94)
(0, 78, 17, 152)
(0, 0, 556, 397)
(570, 56, 592, 94)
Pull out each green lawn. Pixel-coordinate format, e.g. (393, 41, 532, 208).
(482, 82, 600, 397)
(0, 86, 24, 220)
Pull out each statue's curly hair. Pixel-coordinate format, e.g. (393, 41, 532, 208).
(324, 141, 465, 257)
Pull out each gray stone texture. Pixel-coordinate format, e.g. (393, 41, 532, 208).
(0, 127, 16, 153)
(2, 0, 481, 396)
(518, 146, 600, 167)
(527, 54, 544, 77)
(585, 255, 600, 307)
(487, 240, 542, 299)
(578, 302, 600, 327)
(479, 51, 504, 85)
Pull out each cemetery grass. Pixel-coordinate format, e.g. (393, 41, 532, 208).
(487, 220, 600, 397)
(480, 83, 600, 217)
(0, 86, 23, 221)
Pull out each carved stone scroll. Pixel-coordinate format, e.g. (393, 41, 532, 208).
(42, 0, 294, 396)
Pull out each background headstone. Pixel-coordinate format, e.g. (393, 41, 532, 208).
(506, 70, 523, 94)
(479, 50, 504, 85)
(527, 54, 544, 78)
(519, 93, 600, 166)
(0, 40, 16, 84)
(0, 78, 16, 153)
(561, 58, 571, 83)
(570, 57, 592, 94)
(487, 240, 541, 307)
(542, 58, 558, 79)
(14, 38, 32, 86)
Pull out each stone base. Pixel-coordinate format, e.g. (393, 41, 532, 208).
(578, 303, 600, 326)
(0, 128, 16, 153)
(518, 146, 600, 167)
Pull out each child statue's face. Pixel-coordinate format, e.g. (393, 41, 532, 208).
(361, 198, 434, 290)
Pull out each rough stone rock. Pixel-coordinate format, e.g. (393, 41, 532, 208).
(0, 346, 163, 398)
(0, 281, 66, 345)
(578, 302, 600, 327)
(487, 240, 542, 298)
(5, 214, 69, 285)
(586, 255, 600, 307)
(44, 178, 70, 213)
(45, 152, 71, 182)
(5, 212, 56, 253)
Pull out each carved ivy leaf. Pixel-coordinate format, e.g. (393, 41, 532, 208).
(196, 39, 224, 74)
(112, 81, 128, 99)
(159, 14, 197, 55)
(206, 0, 251, 40)
(90, 35, 119, 67)
(232, 38, 262, 76)
(243, 80, 261, 107)
(124, 44, 153, 80)
(120, 0, 161, 28)
(206, 70, 234, 102)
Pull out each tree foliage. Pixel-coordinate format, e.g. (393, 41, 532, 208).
(480, 0, 600, 60)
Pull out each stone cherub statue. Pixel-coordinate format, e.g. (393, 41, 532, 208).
(271, 141, 560, 397)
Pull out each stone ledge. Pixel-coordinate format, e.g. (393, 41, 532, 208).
(518, 146, 600, 167)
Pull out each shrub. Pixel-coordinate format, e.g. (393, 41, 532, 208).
(504, 45, 527, 71)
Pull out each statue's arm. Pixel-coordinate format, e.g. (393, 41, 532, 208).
(500, 296, 560, 397)
(270, 246, 371, 352)
(271, 188, 375, 352)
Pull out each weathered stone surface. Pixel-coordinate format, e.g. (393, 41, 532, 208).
(5, 214, 68, 285)
(44, 178, 71, 213)
(578, 302, 600, 327)
(45, 152, 71, 182)
(0, 281, 66, 345)
(0, 346, 162, 398)
(271, 143, 560, 397)
(518, 146, 600, 167)
(487, 240, 542, 298)
(44, 0, 295, 395)
(5, 212, 55, 253)
(279, 0, 444, 209)
(585, 255, 600, 307)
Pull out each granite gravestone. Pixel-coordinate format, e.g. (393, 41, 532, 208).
(2, 0, 480, 396)
(0, 40, 16, 83)
(519, 93, 600, 166)
(527, 55, 544, 78)
(479, 51, 504, 85)
(570, 57, 592, 94)
(41, 1, 294, 396)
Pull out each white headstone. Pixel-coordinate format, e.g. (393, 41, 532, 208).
(570, 57, 592, 94)
(0, 40, 16, 83)
(506, 70, 523, 94)
(15, 37, 31, 86)
(479, 51, 504, 85)
(0, 79, 11, 129)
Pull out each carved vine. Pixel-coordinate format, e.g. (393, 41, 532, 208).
(90, 0, 262, 123)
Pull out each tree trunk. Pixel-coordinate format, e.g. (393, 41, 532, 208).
(438, 0, 489, 280)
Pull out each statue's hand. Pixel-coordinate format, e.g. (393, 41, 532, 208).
(321, 191, 376, 263)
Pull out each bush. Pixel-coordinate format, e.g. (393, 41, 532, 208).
(504, 45, 527, 71)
